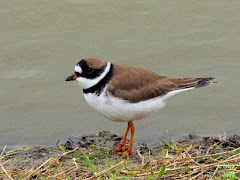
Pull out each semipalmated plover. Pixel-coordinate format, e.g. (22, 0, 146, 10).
(66, 58, 214, 157)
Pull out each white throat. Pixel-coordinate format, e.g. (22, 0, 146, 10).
(76, 62, 111, 89)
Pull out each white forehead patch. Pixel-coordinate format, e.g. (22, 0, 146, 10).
(75, 65, 82, 73)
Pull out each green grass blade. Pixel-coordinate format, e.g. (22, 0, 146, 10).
(110, 168, 121, 179)
(38, 174, 46, 179)
(88, 150, 109, 158)
(158, 164, 166, 178)
(160, 139, 174, 150)
(182, 166, 190, 174)
(213, 149, 240, 160)
(177, 146, 185, 155)
(145, 176, 154, 180)
(58, 145, 65, 151)
(150, 167, 154, 175)
(105, 156, 112, 167)
(82, 152, 97, 173)
(115, 157, 120, 164)
(51, 165, 59, 176)
(67, 152, 83, 158)
(233, 149, 240, 154)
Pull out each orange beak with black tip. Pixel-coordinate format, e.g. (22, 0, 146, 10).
(65, 73, 77, 81)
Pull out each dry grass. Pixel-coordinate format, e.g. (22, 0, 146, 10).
(0, 134, 240, 179)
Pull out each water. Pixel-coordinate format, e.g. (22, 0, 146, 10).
(1, 0, 240, 146)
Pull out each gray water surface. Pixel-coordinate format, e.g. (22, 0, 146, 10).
(1, 0, 240, 146)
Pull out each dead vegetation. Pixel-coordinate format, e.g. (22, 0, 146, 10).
(0, 132, 240, 179)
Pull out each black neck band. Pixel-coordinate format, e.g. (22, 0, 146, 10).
(83, 64, 113, 95)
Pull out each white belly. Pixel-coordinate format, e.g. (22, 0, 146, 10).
(83, 87, 194, 122)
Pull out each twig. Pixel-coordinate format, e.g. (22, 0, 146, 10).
(226, 153, 240, 160)
(158, 147, 240, 163)
(184, 148, 199, 166)
(209, 166, 219, 180)
(62, 146, 80, 156)
(178, 169, 202, 179)
(139, 154, 240, 178)
(206, 143, 214, 155)
(52, 166, 76, 178)
(186, 144, 193, 153)
(136, 150, 144, 165)
(0, 163, 13, 180)
(191, 167, 207, 179)
(86, 161, 124, 180)
(72, 158, 78, 168)
(0, 146, 7, 158)
(24, 158, 53, 179)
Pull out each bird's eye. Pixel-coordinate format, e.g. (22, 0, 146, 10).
(87, 68, 94, 74)
(75, 72, 81, 77)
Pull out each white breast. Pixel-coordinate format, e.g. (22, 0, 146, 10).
(83, 87, 194, 122)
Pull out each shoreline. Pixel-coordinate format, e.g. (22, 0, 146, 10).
(1, 131, 240, 179)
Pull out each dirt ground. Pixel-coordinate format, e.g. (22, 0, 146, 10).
(0, 131, 240, 179)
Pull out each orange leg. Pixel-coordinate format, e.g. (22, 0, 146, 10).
(111, 122, 131, 154)
(111, 121, 135, 158)
(128, 121, 135, 155)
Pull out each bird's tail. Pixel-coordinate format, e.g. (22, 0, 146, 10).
(170, 77, 215, 89)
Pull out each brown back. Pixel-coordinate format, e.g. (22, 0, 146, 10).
(106, 64, 213, 103)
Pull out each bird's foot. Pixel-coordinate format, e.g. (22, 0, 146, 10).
(110, 144, 133, 158)
(116, 151, 132, 159)
(110, 143, 126, 154)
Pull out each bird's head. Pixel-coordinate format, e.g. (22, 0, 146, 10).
(65, 58, 110, 89)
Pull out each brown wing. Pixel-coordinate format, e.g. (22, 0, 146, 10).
(106, 64, 214, 103)
(170, 77, 215, 88)
(106, 64, 175, 103)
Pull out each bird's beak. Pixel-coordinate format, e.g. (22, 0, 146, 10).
(65, 73, 77, 81)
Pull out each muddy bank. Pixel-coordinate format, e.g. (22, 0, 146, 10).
(0, 131, 240, 179)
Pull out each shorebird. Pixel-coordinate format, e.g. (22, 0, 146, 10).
(66, 58, 214, 157)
